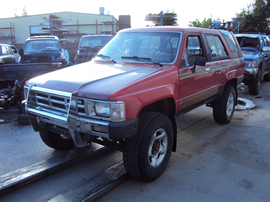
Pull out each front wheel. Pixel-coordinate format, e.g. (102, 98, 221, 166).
(249, 70, 262, 95)
(123, 112, 173, 181)
(213, 85, 236, 124)
(39, 130, 75, 150)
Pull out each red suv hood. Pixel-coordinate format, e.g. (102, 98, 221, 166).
(26, 61, 161, 100)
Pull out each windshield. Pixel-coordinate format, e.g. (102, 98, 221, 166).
(236, 37, 260, 51)
(79, 36, 113, 48)
(96, 32, 181, 64)
(24, 39, 61, 53)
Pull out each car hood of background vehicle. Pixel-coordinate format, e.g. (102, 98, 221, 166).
(79, 46, 103, 54)
(27, 61, 162, 100)
(24, 52, 62, 62)
(241, 50, 259, 61)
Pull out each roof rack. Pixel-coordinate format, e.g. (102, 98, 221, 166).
(29, 35, 58, 39)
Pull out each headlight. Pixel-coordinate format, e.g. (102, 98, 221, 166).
(110, 102, 126, 122)
(95, 102, 110, 117)
(85, 100, 126, 122)
(246, 60, 258, 68)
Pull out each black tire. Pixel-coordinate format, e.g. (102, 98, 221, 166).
(123, 112, 173, 181)
(264, 72, 270, 81)
(39, 130, 75, 150)
(249, 70, 262, 95)
(213, 85, 236, 124)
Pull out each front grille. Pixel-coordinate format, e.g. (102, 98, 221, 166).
(27, 87, 71, 118)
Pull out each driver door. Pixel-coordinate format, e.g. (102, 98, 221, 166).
(178, 34, 213, 111)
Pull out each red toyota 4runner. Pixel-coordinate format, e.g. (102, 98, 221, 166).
(24, 27, 244, 181)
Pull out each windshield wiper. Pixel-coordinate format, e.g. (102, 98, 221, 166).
(121, 56, 163, 67)
(96, 54, 116, 63)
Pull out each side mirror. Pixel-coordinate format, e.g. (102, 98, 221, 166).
(191, 56, 206, 73)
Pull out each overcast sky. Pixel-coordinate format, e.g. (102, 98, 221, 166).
(1, 0, 255, 27)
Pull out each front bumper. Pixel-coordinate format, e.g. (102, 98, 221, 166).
(23, 86, 138, 147)
(244, 67, 258, 81)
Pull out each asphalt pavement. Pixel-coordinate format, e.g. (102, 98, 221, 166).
(0, 82, 269, 202)
(96, 82, 270, 202)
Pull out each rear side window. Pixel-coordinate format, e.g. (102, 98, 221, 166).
(204, 34, 229, 61)
(221, 31, 240, 58)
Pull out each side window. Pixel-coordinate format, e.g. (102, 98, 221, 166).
(181, 35, 203, 68)
(6, 46, 13, 55)
(221, 31, 240, 58)
(205, 34, 228, 60)
(10, 46, 17, 53)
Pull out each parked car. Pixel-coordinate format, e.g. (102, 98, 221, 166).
(0, 44, 18, 64)
(21, 35, 67, 65)
(74, 35, 113, 64)
(23, 27, 244, 181)
(235, 33, 270, 95)
(0, 36, 67, 88)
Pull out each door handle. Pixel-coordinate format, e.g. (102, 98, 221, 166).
(205, 67, 211, 72)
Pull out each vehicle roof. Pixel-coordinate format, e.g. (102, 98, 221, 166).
(235, 33, 267, 38)
(25, 35, 59, 41)
(81, 34, 113, 38)
(117, 26, 225, 34)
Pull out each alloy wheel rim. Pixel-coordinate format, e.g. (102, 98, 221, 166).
(226, 92, 234, 117)
(148, 128, 168, 168)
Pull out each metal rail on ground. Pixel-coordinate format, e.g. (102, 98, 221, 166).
(0, 144, 109, 195)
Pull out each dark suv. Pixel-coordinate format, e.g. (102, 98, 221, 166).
(21, 36, 67, 65)
(235, 33, 270, 95)
(74, 35, 113, 64)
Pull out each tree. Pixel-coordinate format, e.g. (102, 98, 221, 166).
(237, 0, 270, 33)
(14, 8, 19, 17)
(188, 18, 213, 28)
(22, 6, 28, 16)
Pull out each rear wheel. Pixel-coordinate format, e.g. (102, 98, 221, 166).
(123, 112, 173, 181)
(213, 85, 236, 124)
(39, 130, 75, 150)
(249, 70, 262, 95)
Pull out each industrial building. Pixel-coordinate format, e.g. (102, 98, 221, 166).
(0, 9, 130, 45)
(0, 9, 130, 62)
